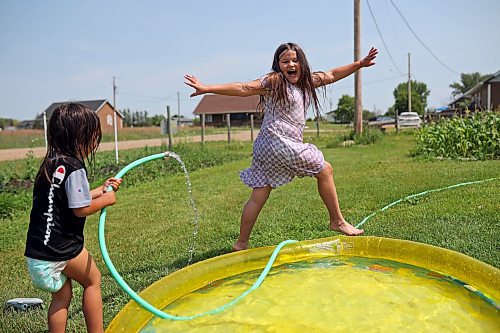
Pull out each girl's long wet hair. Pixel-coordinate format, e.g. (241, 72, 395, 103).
(260, 42, 326, 114)
(37, 103, 102, 183)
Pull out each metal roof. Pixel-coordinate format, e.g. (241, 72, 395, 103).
(449, 70, 500, 105)
(193, 95, 260, 115)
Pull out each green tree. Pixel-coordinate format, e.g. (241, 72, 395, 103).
(150, 115, 164, 126)
(363, 110, 376, 120)
(385, 106, 396, 117)
(120, 108, 132, 127)
(120, 108, 162, 127)
(0, 118, 17, 129)
(392, 80, 430, 116)
(335, 94, 355, 123)
(449, 72, 491, 97)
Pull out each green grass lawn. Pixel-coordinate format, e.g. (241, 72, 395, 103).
(1, 133, 498, 332)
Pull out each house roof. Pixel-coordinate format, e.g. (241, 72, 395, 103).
(39, 99, 123, 119)
(449, 70, 500, 105)
(17, 120, 36, 128)
(193, 95, 260, 115)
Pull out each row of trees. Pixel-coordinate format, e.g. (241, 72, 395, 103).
(120, 108, 165, 127)
(331, 72, 491, 122)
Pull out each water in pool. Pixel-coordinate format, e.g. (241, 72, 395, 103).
(141, 256, 499, 332)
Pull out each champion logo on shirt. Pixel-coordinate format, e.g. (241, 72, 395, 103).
(43, 165, 66, 246)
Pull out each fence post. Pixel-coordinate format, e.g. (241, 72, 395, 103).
(167, 106, 172, 150)
(227, 113, 231, 144)
(201, 114, 205, 145)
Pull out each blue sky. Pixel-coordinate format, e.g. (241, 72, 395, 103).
(1, 0, 499, 121)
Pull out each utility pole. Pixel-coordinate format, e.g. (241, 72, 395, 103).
(354, 0, 363, 135)
(408, 53, 412, 114)
(113, 76, 119, 163)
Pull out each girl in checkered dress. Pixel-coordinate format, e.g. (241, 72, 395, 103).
(185, 43, 378, 251)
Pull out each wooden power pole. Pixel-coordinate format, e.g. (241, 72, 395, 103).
(354, 0, 363, 135)
(113, 76, 119, 163)
(408, 53, 412, 113)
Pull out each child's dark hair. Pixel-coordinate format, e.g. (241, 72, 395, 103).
(38, 103, 102, 182)
(262, 42, 324, 114)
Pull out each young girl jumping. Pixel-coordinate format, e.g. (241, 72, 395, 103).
(185, 42, 378, 251)
(25, 103, 122, 333)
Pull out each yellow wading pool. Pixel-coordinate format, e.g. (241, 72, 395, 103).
(106, 236, 499, 332)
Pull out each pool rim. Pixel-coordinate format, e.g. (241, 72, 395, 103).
(105, 236, 499, 332)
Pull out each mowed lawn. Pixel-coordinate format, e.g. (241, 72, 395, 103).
(1, 133, 498, 332)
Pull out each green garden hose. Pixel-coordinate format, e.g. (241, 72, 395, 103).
(355, 177, 499, 229)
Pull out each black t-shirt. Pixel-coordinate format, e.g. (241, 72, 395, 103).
(25, 156, 92, 261)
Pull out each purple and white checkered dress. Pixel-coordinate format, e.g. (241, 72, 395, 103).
(240, 76, 325, 188)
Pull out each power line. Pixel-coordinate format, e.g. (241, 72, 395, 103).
(366, 0, 404, 75)
(411, 73, 453, 103)
(333, 74, 406, 90)
(384, 0, 403, 49)
(118, 91, 176, 101)
(118, 91, 198, 103)
(390, 0, 460, 75)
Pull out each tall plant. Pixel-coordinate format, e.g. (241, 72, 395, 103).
(413, 112, 500, 160)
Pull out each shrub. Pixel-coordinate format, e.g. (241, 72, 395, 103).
(0, 191, 30, 220)
(354, 127, 384, 145)
(326, 127, 384, 148)
(413, 112, 500, 160)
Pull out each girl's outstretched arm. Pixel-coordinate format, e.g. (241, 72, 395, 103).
(314, 47, 378, 87)
(184, 75, 265, 97)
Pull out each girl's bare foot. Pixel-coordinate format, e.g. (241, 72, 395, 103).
(232, 241, 248, 251)
(330, 220, 364, 236)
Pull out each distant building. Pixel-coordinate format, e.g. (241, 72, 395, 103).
(17, 120, 36, 129)
(35, 100, 123, 132)
(449, 70, 500, 111)
(193, 95, 261, 126)
(324, 110, 337, 123)
(171, 115, 194, 127)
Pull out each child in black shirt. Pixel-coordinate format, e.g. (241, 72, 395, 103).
(25, 103, 122, 333)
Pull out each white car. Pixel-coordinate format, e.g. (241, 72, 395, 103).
(397, 112, 421, 128)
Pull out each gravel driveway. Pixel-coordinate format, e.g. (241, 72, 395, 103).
(0, 130, 258, 162)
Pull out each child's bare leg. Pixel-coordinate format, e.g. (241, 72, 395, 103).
(48, 279, 72, 333)
(64, 247, 104, 333)
(315, 162, 363, 235)
(233, 185, 272, 251)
